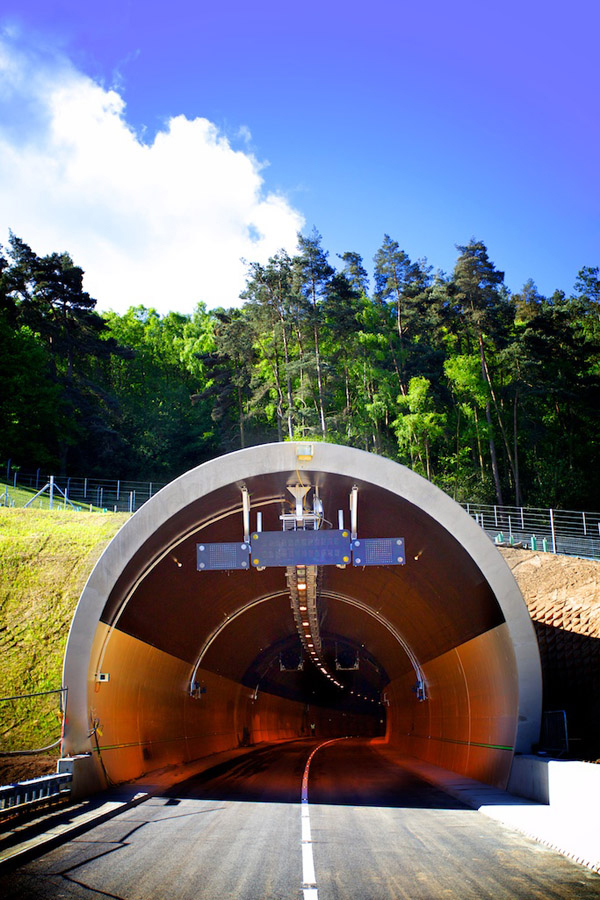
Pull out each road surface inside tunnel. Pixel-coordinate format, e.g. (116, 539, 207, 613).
(3, 739, 600, 900)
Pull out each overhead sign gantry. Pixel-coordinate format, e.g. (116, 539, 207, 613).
(196, 483, 405, 571)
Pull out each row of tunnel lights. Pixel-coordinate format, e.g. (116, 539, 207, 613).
(294, 565, 382, 705)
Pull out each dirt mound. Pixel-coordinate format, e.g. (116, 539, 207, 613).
(501, 549, 600, 758)
(0, 754, 59, 785)
(501, 549, 600, 635)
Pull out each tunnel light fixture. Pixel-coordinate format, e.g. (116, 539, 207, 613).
(286, 561, 352, 691)
(414, 679, 427, 702)
(296, 442, 314, 460)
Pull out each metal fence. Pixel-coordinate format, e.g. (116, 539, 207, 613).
(1, 468, 167, 513)
(2, 466, 600, 560)
(0, 688, 67, 755)
(462, 502, 600, 561)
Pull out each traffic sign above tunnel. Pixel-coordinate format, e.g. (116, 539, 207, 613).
(197, 532, 406, 569)
(62, 442, 542, 796)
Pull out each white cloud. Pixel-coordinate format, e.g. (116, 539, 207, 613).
(0, 36, 304, 314)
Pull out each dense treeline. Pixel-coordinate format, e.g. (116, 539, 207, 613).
(1, 230, 599, 509)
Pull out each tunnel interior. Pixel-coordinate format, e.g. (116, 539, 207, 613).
(63, 443, 542, 794)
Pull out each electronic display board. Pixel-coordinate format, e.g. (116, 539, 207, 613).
(250, 530, 352, 567)
(352, 538, 405, 566)
(197, 542, 251, 570)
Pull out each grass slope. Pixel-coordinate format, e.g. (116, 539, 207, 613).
(0, 478, 103, 511)
(0, 508, 128, 755)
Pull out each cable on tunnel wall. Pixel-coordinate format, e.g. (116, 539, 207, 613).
(319, 590, 428, 699)
(188, 590, 289, 690)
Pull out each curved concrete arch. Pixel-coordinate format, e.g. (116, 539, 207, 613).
(63, 442, 542, 793)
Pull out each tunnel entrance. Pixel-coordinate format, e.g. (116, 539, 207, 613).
(63, 442, 542, 795)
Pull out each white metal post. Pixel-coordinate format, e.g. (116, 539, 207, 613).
(550, 508, 557, 554)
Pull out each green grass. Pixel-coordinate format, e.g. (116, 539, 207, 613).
(0, 508, 129, 752)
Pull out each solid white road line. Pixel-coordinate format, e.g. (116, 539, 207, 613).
(300, 738, 348, 900)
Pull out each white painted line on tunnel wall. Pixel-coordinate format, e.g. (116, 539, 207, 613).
(300, 737, 348, 900)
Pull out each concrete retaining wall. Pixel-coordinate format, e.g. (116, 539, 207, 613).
(509, 754, 600, 807)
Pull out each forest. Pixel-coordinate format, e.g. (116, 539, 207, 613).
(1, 230, 599, 510)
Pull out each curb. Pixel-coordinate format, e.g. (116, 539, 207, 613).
(0, 789, 151, 873)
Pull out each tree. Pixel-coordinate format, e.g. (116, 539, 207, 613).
(194, 307, 256, 450)
(241, 252, 297, 440)
(372, 236, 434, 394)
(515, 291, 600, 507)
(293, 230, 334, 437)
(2, 234, 131, 472)
(338, 251, 369, 296)
(101, 306, 215, 477)
(393, 376, 446, 480)
(322, 268, 365, 441)
(452, 240, 515, 504)
(574, 266, 600, 307)
(0, 314, 62, 468)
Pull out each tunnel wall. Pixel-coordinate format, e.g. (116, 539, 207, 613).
(385, 623, 519, 788)
(82, 624, 377, 787)
(63, 442, 542, 793)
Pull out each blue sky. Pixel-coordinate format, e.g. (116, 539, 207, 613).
(0, 1, 598, 313)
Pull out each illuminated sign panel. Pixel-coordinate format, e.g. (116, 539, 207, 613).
(196, 533, 406, 570)
(197, 542, 250, 570)
(352, 538, 405, 566)
(250, 530, 351, 567)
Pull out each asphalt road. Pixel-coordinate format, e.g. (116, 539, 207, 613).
(2, 738, 600, 899)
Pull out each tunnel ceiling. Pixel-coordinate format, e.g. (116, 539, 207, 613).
(95, 463, 505, 710)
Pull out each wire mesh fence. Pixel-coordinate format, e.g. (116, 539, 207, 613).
(462, 502, 600, 561)
(2, 465, 600, 560)
(0, 688, 66, 755)
(1, 468, 167, 513)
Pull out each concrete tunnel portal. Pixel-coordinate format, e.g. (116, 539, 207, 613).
(62, 442, 543, 795)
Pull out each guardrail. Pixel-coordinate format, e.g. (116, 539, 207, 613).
(0, 772, 72, 814)
(463, 503, 600, 561)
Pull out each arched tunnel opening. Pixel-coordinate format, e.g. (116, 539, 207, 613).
(63, 443, 542, 796)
